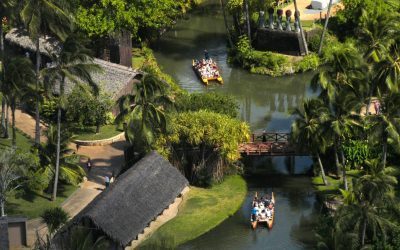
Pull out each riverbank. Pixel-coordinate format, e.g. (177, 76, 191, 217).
(138, 175, 247, 248)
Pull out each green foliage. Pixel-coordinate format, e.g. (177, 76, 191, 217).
(65, 85, 113, 129)
(40, 98, 58, 123)
(41, 207, 69, 235)
(295, 54, 320, 72)
(75, 0, 195, 39)
(155, 110, 249, 185)
(63, 227, 111, 250)
(342, 140, 373, 168)
(175, 92, 239, 118)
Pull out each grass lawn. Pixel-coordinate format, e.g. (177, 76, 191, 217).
(132, 48, 146, 69)
(73, 124, 123, 141)
(139, 175, 247, 248)
(312, 170, 362, 198)
(0, 128, 33, 152)
(5, 184, 78, 219)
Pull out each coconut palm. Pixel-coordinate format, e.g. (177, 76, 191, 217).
(20, 0, 72, 145)
(42, 33, 99, 201)
(3, 57, 36, 146)
(312, 42, 363, 102)
(0, 0, 16, 135)
(125, 74, 172, 156)
(318, 0, 333, 55)
(0, 148, 30, 217)
(334, 159, 397, 246)
(291, 99, 329, 185)
(38, 125, 85, 192)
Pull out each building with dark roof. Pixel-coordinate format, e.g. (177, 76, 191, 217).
(55, 151, 189, 249)
(5, 28, 141, 101)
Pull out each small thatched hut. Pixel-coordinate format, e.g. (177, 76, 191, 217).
(5, 28, 140, 101)
(58, 151, 188, 249)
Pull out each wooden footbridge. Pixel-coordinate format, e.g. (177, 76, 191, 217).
(239, 132, 309, 156)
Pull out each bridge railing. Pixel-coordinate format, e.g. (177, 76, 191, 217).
(251, 132, 290, 143)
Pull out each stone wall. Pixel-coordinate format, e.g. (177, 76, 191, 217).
(0, 217, 9, 250)
(255, 28, 307, 56)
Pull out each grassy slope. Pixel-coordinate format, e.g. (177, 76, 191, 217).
(0, 128, 33, 152)
(312, 170, 362, 198)
(73, 125, 123, 141)
(6, 184, 77, 219)
(140, 175, 247, 248)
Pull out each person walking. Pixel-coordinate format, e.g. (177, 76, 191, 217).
(87, 158, 92, 172)
(105, 176, 110, 188)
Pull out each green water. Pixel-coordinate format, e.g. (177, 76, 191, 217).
(152, 3, 319, 249)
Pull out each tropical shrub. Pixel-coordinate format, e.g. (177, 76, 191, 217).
(65, 85, 113, 130)
(175, 92, 239, 118)
(295, 54, 320, 72)
(155, 110, 249, 186)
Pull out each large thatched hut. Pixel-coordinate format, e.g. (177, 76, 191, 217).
(5, 28, 141, 101)
(55, 151, 189, 249)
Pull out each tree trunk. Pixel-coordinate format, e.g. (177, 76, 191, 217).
(4, 102, 8, 138)
(318, 0, 333, 55)
(220, 0, 234, 48)
(244, 0, 251, 40)
(0, 199, 4, 217)
(52, 77, 64, 201)
(0, 23, 6, 136)
(293, 0, 309, 55)
(361, 219, 367, 246)
(11, 102, 16, 147)
(35, 37, 41, 145)
(317, 152, 328, 185)
(96, 123, 100, 134)
(383, 132, 387, 168)
(334, 142, 340, 177)
(340, 146, 348, 190)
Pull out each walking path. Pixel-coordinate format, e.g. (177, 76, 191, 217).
(282, 0, 342, 21)
(13, 109, 128, 247)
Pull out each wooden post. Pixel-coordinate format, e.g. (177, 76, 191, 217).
(252, 134, 255, 142)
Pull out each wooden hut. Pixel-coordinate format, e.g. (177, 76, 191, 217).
(55, 151, 189, 249)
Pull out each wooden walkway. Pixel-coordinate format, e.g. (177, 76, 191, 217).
(239, 132, 309, 156)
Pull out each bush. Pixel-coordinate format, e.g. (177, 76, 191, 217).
(295, 54, 320, 72)
(175, 92, 239, 118)
(41, 207, 69, 235)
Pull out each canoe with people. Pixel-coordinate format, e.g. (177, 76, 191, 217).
(250, 192, 275, 229)
(192, 49, 223, 85)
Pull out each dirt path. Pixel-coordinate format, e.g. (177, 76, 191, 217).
(12, 109, 128, 247)
(282, 0, 342, 21)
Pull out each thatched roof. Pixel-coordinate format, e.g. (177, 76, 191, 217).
(73, 151, 188, 247)
(5, 28, 141, 99)
(5, 28, 60, 56)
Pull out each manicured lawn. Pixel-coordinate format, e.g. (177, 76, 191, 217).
(312, 170, 362, 198)
(73, 125, 123, 141)
(139, 175, 247, 248)
(5, 184, 78, 219)
(0, 128, 33, 152)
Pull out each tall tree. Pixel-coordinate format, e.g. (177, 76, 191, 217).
(124, 74, 172, 156)
(220, 0, 234, 48)
(20, 0, 72, 145)
(293, 0, 308, 55)
(4, 57, 35, 146)
(42, 33, 99, 201)
(292, 99, 329, 185)
(318, 0, 333, 55)
(0, 148, 30, 217)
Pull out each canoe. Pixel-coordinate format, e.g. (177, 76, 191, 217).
(250, 192, 275, 229)
(192, 59, 223, 85)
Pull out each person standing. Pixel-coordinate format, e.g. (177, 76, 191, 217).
(204, 49, 209, 60)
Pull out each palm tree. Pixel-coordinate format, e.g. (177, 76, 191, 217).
(0, 0, 16, 135)
(291, 99, 329, 185)
(63, 227, 110, 250)
(0, 148, 30, 217)
(42, 33, 99, 201)
(334, 159, 397, 246)
(4, 57, 36, 146)
(293, 0, 308, 55)
(124, 74, 172, 156)
(20, 0, 72, 145)
(312, 42, 362, 102)
(318, 0, 333, 55)
(38, 125, 86, 192)
(220, 0, 233, 48)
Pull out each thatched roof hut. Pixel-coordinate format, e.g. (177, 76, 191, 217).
(71, 151, 188, 248)
(5, 28, 140, 100)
